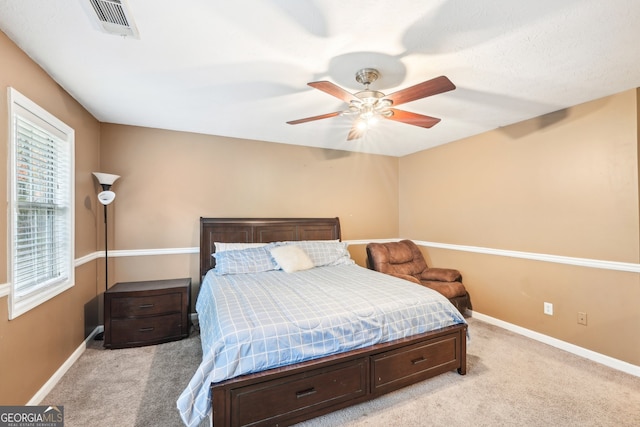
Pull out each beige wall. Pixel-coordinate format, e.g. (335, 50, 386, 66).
(99, 124, 399, 297)
(0, 31, 102, 404)
(400, 90, 640, 365)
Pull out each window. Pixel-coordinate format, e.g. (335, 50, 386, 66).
(7, 88, 75, 319)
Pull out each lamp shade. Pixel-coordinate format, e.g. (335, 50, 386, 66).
(97, 190, 116, 205)
(93, 172, 120, 186)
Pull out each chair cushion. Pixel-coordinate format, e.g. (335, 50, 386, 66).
(366, 240, 428, 277)
(386, 241, 415, 264)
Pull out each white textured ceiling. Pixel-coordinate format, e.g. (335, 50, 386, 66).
(1, 0, 639, 157)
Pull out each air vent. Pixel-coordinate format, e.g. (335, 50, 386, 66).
(87, 0, 139, 38)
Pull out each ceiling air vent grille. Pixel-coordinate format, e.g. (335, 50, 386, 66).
(88, 0, 139, 38)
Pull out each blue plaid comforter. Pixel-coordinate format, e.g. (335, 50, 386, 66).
(177, 264, 466, 427)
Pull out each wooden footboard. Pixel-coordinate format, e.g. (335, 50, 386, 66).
(210, 323, 467, 427)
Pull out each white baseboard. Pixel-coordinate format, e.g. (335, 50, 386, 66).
(470, 311, 640, 377)
(28, 326, 104, 405)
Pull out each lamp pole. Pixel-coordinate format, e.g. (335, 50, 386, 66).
(92, 172, 120, 342)
(104, 202, 108, 294)
(94, 202, 109, 341)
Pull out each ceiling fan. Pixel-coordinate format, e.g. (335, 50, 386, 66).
(287, 68, 456, 140)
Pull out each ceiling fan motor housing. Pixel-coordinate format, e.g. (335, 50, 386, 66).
(355, 68, 380, 87)
(350, 90, 391, 115)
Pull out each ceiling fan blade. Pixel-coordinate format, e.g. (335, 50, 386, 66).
(385, 108, 441, 128)
(384, 76, 455, 106)
(287, 111, 342, 125)
(308, 81, 359, 103)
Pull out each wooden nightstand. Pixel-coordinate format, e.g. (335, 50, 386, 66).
(104, 278, 191, 349)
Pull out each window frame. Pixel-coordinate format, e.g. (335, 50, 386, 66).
(7, 87, 75, 319)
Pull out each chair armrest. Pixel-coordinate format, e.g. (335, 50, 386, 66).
(421, 268, 461, 282)
(389, 273, 422, 285)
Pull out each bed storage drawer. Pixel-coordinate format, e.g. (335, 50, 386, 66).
(229, 358, 367, 426)
(372, 334, 460, 394)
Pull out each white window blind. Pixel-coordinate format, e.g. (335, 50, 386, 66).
(8, 88, 75, 319)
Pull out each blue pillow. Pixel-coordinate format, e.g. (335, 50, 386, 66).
(214, 245, 278, 275)
(277, 241, 354, 267)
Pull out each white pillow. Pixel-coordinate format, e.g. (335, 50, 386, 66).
(269, 245, 314, 273)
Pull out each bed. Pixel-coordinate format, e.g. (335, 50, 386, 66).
(178, 217, 467, 427)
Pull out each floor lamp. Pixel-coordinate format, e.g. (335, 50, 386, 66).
(92, 172, 120, 341)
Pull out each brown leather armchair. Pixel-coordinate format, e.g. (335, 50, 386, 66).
(366, 240, 470, 314)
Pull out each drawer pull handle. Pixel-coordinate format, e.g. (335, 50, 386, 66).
(139, 304, 154, 309)
(411, 356, 427, 365)
(295, 387, 317, 398)
(139, 327, 155, 332)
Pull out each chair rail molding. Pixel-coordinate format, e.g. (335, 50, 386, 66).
(72, 240, 640, 274)
(413, 240, 640, 273)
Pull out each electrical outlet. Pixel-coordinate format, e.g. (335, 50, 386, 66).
(578, 312, 587, 325)
(544, 302, 553, 316)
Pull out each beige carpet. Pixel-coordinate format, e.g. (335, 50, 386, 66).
(43, 318, 640, 426)
(43, 329, 202, 427)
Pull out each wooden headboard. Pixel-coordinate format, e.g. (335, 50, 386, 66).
(199, 217, 341, 279)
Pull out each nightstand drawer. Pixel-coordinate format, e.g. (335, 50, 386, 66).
(110, 313, 184, 346)
(110, 292, 182, 318)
